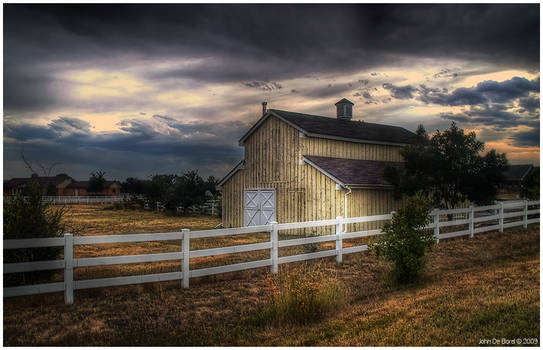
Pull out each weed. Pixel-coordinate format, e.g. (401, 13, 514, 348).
(257, 262, 346, 325)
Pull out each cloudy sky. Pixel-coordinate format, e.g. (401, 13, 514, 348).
(3, 4, 540, 181)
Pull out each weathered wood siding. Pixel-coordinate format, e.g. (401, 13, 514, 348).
(221, 115, 404, 234)
(302, 137, 403, 161)
(222, 115, 303, 229)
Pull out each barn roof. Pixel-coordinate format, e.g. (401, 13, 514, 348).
(503, 164, 534, 182)
(302, 155, 402, 189)
(218, 160, 245, 187)
(239, 109, 417, 146)
(335, 98, 354, 105)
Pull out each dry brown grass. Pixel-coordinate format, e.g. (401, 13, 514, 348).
(3, 205, 540, 346)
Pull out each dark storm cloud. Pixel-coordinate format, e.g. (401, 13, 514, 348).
(4, 115, 249, 179)
(49, 117, 92, 134)
(519, 96, 540, 113)
(243, 81, 283, 91)
(383, 76, 540, 106)
(4, 4, 539, 113)
(510, 127, 540, 147)
(382, 83, 417, 99)
(419, 77, 540, 106)
(439, 103, 540, 130)
(4, 124, 58, 141)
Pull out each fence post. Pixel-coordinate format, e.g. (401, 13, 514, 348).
(270, 221, 278, 274)
(523, 200, 528, 229)
(434, 208, 440, 243)
(499, 202, 504, 233)
(182, 229, 190, 289)
(335, 216, 343, 263)
(468, 205, 474, 238)
(64, 233, 74, 305)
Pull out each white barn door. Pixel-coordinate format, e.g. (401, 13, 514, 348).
(244, 189, 276, 226)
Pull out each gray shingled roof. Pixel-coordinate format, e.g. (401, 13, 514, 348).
(503, 164, 534, 182)
(268, 109, 416, 145)
(303, 155, 402, 188)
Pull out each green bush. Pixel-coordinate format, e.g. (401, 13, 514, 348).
(4, 180, 66, 286)
(369, 193, 435, 283)
(258, 263, 345, 325)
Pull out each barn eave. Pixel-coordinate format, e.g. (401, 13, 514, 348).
(218, 160, 245, 187)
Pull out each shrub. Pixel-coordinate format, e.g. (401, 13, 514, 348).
(369, 193, 435, 283)
(257, 263, 346, 325)
(4, 180, 66, 286)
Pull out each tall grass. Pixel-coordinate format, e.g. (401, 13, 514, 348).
(257, 262, 347, 325)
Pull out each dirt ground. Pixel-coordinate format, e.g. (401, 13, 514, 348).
(3, 205, 539, 346)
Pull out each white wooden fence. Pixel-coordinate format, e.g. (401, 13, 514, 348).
(3, 200, 539, 304)
(4, 195, 128, 205)
(148, 200, 220, 216)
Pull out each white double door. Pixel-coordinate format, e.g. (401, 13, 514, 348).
(244, 189, 276, 226)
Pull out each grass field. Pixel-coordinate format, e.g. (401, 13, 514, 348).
(3, 204, 540, 346)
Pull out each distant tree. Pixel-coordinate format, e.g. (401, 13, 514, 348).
(385, 122, 508, 208)
(122, 177, 146, 195)
(138, 171, 212, 214)
(143, 174, 177, 208)
(174, 170, 207, 214)
(520, 168, 539, 200)
(88, 171, 106, 194)
(204, 176, 220, 199)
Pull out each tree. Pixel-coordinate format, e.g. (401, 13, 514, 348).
(174, 170, 207, 214)
(520, 167, 539, 200)
(121, 177, 146, 195)
(88, 171, 106, 194)
(204, 175, 220, 199)
(4, 179, 66, 286)
(143, 174, 177, 208)
(369, 193, 435, 283)
(385, 122, 508, 208)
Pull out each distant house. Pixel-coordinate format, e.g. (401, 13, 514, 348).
(63, 180, 121, 196)
(4, 174, 73, 196)
(3, 174, 121, 196)
(219, 98, 416, 232)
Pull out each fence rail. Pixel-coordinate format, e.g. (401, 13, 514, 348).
(4, 195, 128, 204)
(3, 200, 539, 304)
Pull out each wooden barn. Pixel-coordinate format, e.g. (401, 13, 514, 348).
(219, 98, 417, 233)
